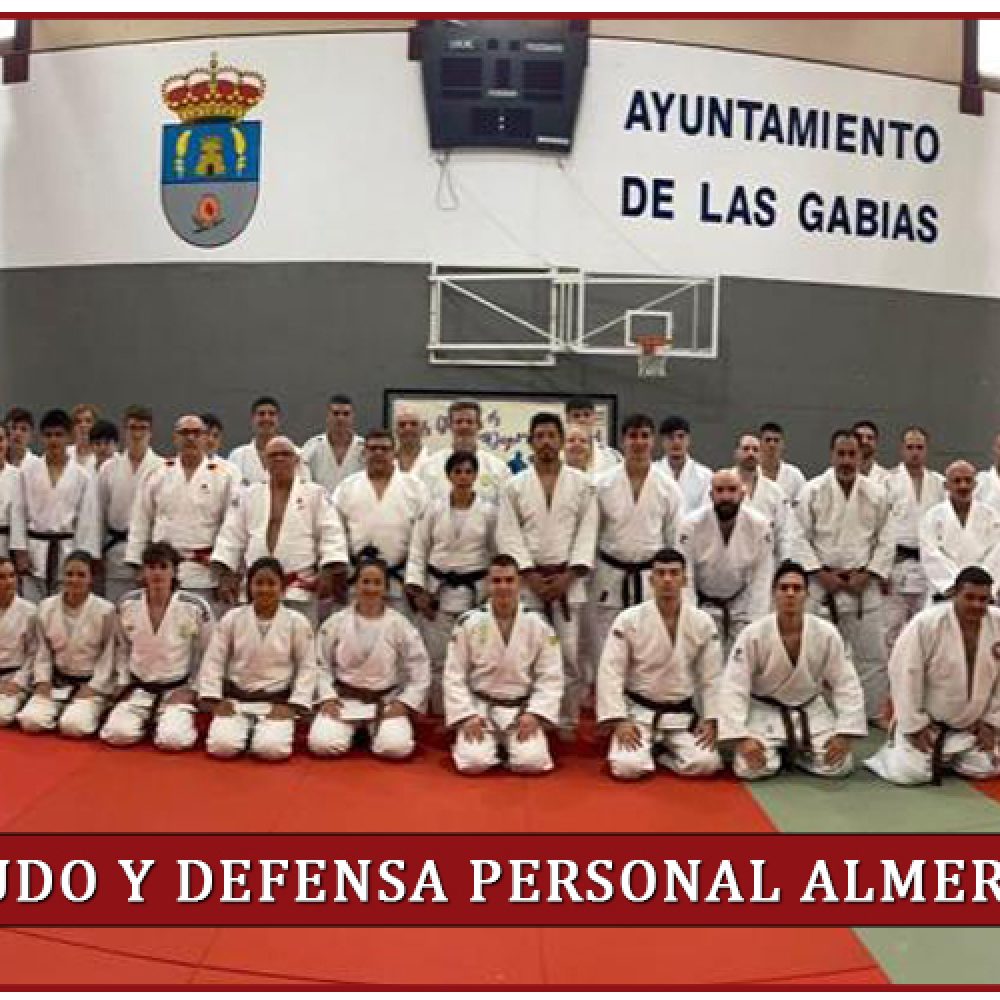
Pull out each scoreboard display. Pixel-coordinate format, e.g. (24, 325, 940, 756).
(411, 19, 589, 152)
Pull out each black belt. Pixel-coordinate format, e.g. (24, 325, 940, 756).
(820, 567, 866, 623)
(472, 689, 529, 710)
(27, 530, 74, 596)
(535, 563, 571, 625)
(599, 550, 654, 607)
(103, 528, 128, 557)
(223, 681, 291, 704)
(626, 690, 696, 734)
(696, 588, 745, 642)
(335, 680, 396, 704)
(895, 545, 920, 562)
(0, 526, 9, 537)
(128, 675, 188, 697)
(427, 564, 488, 602)
(752, 693, 820, 769)
(0, 664, 21, 676)
(928, 718, 961, 787)
(51, 666, 90, 691)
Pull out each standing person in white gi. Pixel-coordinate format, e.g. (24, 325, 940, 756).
(0, 423, 20, 559)
(0, 555, 38, 725)
(4, 408, 38, 471)
(597, 548, 723, 780)
(419, 399, 511, 504)
(677, 469, 774, 657)
(198, 557, 316, 760)
(310, 558, 430, 759)
(566, 396, 621, 475)
(975, 432, 1000, 512)
(497, 411, 598, 730)
(867, 566, 1000, 785)
(405, 450, 496, 714)
(884, 426, 946, 645)
(758, 421, 807, 502)
(853, 419, 891, 489)
(126, 414, 238, 615)
(592, 413, 684, 658)
(394, 405, 431, 476)
(444, 555, 563, 774)
(213, 436, 348, 627)
(97, 405, 162, 604)
(564, 424, 598, 476)
(228, 395, 284, 488)
(18, 551, 117, 737)
(89, 421, 119, 472)
(719, 561, 867, 779)
(101, 542, 213, 750)
(794, 428, 893, 721)
(656, 415, 712, 515)
(919, 460, 1000, 602)
(301, 394, 365, 496)
(10, 409, 100, 603)
(68, 403, 99, 473)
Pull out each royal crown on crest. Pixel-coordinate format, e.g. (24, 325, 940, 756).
(161, 52, 266, 123)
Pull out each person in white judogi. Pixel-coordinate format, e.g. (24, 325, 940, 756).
(394, 405, 432, 477)
(597, 548, 723, 780)
(920, 460, 1000, 602)
(68, 403, 99, 474)
(0, 424, 21, 559)
(418, 399, 511, 504)
(656, 415, 712, 515)
(309, 558, 430, 759)
(719, 561, 867, 779)
(592, 414, 684, 660)
(198, 557, 317, 760)
(301, 394, 365, 496)
(497, 412, 598, 730)
(0, 556, 38, 725)
(97, 405, 163, 604)
(758, 422, 807, 502)
(885, 426, 946, 645)
(405, 450, 496, 714)
(4, 408, 39, 472)
(444, 555, 564, 774)
(794, 428, 893, 720)
(228, 395, 284, 487)
(333, 428, 427, 616)
(565, 396, 622, 476)
(866, 566, 1000, 786)
(10, 409, 100, 603)
(677, 469, 774, 656)
(213, 437, 348, 626)
(853, 419, 891, 489)
(18, 552, 117, 737)
(975, 432, 1000, 512)
(101, 542, 213, 750)
(126, 414, 239, 614)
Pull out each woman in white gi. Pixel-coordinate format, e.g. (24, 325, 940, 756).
(101, 542, 213, 750)
(310, 558, 430, 759)
(405, 450, 496, 714)
(866, 566, 1000, 786)
(0, 555, 38, 725)
(197, 557, 316, 760)
(718, 560, 867, 780)
(18, 551, 117, 736)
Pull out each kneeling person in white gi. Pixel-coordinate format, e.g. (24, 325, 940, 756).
(101, 542, 213, 751)
(866, 566, 1000, 786)
(0, 555, 38, 725)
(719, 561, 867, 780)
(597, 547, 723, 780)
(444, 554, 564, 774)
(197, 557, 317, 760)
(18, 551, 117, 736)
(310, 558, 430, 759)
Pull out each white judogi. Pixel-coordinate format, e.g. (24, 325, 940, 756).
(9, 451, 40, 472)
(0, 596, 38, 724)
(864, 462, 892, 490)
(333, 470, 427, 611)
(497, 464, 598, 726)
(212, 478, 348, 621)
(97, 450, 163, 604)
(228, 442, 269, 487)
(762, 461, 807, 502)
(866, 603, 1000, 785)
(919, 500, 1000, 600)
(67, 445, 97, 474)
(597, 600, 723, 779)
(198, 604, 317, 760)
(10, 459, 100, 602)
(101, 590, 213, 750)
(677, 505, 774, 654)
(976, 467, 1000, 513)
(18, 594, 117, 737)
(444, 606, 563, 774)
(404, 494, 496, 711)
(0, 465, 20, 559)
(794, 469, 893, 718)
(419, 447, 511, 504)
(719, 613, 867, 779)
(396, 445, 432, 478)
(743, 472, 810, 564)
(885, 465, 947, 644)
(126, 457, 238, 601)
(656, 456, 712, 514)
(588, 444, 622, 477)
(309, 606, 430, 759)
(301, 434, 365, 495)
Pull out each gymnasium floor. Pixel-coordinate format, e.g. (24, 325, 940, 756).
(0, 722, 995, 987)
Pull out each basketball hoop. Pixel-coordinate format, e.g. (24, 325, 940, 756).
(635, 334, 672, 378)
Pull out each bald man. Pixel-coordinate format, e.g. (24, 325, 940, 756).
(394, 406, 432, 476)
(920, 460, 1000, 601)
(676, 469, 774, 655)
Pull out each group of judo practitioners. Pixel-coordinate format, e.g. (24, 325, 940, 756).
(0, 391, 997, 788)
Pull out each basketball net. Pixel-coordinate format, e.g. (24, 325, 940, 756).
(635, 334, 672, 378)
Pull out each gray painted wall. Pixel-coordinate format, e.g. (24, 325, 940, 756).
(1, 262, 998, 476)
